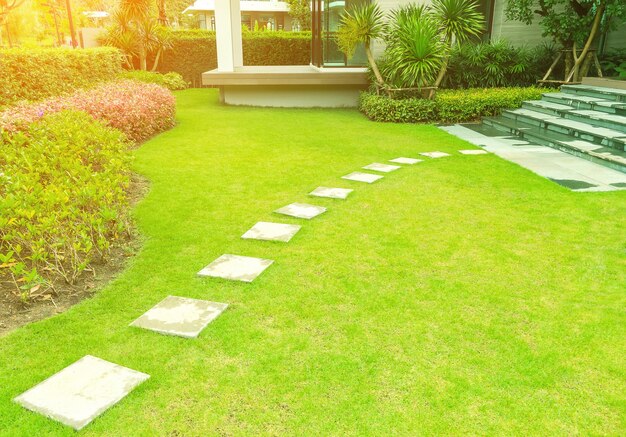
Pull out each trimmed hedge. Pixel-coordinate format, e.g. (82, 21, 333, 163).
(0, 111, 131, 300)
(120, 70, 189, 90)
(359, 87, 550, 124)
(0, 47, 123, 108)
(157, 30, 311, 86)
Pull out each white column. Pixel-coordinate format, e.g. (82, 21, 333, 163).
(215, 0, 244, 71)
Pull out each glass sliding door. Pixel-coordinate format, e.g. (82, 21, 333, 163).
(312, 0, 369, 67)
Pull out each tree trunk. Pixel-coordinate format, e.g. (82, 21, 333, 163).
(365, 45, 384, 88)
(157, 0, 167, 26)
(139, 47, 147, 71)
(434, 56, 449, 90)
(567, 2, 605, 82)
(151, 48, 162, 72)
(564, 50, 573, 81)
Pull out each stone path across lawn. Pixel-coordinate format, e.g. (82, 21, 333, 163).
(16, 151, 486, 430)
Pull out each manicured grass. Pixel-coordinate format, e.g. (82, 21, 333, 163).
(1, 89, 625, 435)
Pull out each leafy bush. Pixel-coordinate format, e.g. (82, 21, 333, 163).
(359, 87, 549, 123)
(0, 80, 176, 143)
(156, 29, 311, 86)
(600, 49, 626, 78)
(0, 47, 123, 108)
(0, 111, 132, 301)
(120, 70, 189, 90)
(444, 41, 558, 88)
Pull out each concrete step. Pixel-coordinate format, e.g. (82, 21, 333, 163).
(522, 100, 574, 116)
(565, 110, 626, 134)
(502, 108, 626, 151)
(483, 116, 626, 173)
(561, 84, 626, 102)
(543, 92, 626, 115)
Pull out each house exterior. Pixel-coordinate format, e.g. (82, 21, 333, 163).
(186, 0, 293, 31)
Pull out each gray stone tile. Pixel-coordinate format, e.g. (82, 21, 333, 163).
(198, 254, 273, 282)
(362, 163, 401, 173)
(14, 355, 149, 430)
(130, 296, 227, 338)
(242, 221, 301, 242)
(459, 149, 489, 155)
(420, 151, 451, 158)
(309, 187, 353, 199)
(341, 172, 383, 183)
(389, 157, 423, 164)
(274, 202, 326, 219)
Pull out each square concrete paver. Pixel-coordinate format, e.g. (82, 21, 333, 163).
(420, 151, 451, 158)
(459, 149, 489, 155)
(242, 221, 301, 242)
(274, 203, 326, 219)
(198, 254, 273, 282)
(14, 355, 149, 430)
(309, 187, 353, 199)
(130, 296, 228, 338)
(389, 157, 423, 165)
(341, 172, 384, 183)
(362, 163, 401, 173)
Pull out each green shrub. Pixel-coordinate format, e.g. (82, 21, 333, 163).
(359, 87, 549, 123)
(600, 49, 626, 78)
(120, 70, 189, 90)
(359, 91, 437, 122)
(444, 41, 557, 89)
(0, 47, 123, 108)
(0, 111, 132, 302)
(156, 30, 311, 86)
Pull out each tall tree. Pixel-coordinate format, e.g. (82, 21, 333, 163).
(506, 0, 626, 81)
(286, 0, 310, 31)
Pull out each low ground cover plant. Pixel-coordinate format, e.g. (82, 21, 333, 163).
(0, 80, 176, 143)
(0, 111, 132, 302)
(0, 47, 123, 108)
(120, 70, 189, 91)
(359, 87, 548, 123)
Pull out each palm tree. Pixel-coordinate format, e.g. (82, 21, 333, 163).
(336, 3, 386, 87)
(432, 0, 484, 89)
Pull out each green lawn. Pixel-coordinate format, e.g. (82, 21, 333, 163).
(1, 88, 625, 435)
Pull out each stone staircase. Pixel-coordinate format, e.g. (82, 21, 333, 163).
(482, 84, 626, 174)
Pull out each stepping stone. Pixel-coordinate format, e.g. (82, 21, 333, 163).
(362, 163, 401, 173)
(420, 151, 450, 158)
(242, 221, 301, 242)
(198, 254, 273, 282)
(130, 296, 227, 338)
(459, 149, 489, 155)
(341, 172, 383, 183)
(309, 187, 353, 199)
(274, 202, 326, 219)
(14, 355, 149, 430)
(389, 157, 423, 165)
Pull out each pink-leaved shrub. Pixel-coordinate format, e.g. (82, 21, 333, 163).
(0, 80, 176, 143)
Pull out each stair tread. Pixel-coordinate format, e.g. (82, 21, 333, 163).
(562, 84, 626, 97)
(507, 108, 626, 141)
(543, 92, 607, 103)
(523, 100, 573, 111)
(569, 110, 626, 125)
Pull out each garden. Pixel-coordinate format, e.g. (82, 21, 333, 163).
(0, 0, 625, 434)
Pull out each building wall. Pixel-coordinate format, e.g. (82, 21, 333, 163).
(197, 11, 292, 31)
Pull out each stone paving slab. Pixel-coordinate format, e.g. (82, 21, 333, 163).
(459, 149, 489, 155)
(198, 254, 273, 282)
(420, 151, 451, 158)
(440, 124, 626, 191)
(389, 157, 423, 164)
(14, 355, 149, 430)
(362, 163, 401, 173)
(309, 187, 353, 199)
(130, 296, 228, 338)
(242, 221, 301, 242)
(274, 202, 326, 219)
(341, 172, 383, 183)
